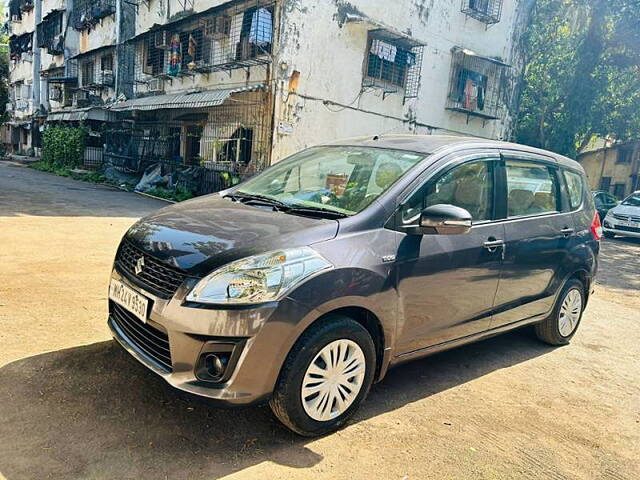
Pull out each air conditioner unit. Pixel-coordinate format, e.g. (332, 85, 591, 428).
(147, 77, 164, 93)
(100, 69, 114, 87)
(204, 16, 231, 40)
(154, 30, 171, 50)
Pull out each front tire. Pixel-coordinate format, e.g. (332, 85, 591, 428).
(269, 316, 376, 436)
(535, 279, 585, 346)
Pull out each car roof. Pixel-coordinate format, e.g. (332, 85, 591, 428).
(322, 134, 583, 171)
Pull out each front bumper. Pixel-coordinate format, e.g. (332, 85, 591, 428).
(602, 220, 640, 238)
(108, 268, 314, 405)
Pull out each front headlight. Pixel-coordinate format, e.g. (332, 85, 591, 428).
(186, 247, 333, 305)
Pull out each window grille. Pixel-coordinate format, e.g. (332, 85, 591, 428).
(362, 30, 424, 99)
(132, 1, 274, 96)
(446, 47, 509, 120)
(70, 0, 116, 31)
(78, 49, 116, 88)
(9, 32, 33, 60)
(461, 0, 503, 25)
(37, 10, 64, 55)
(103, 89, 272, 195)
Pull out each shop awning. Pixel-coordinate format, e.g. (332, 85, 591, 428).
(108, 83, 266, 112)
(47, 107, 117, 122)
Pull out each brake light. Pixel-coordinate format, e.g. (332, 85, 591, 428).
(591, 211, 602, 241)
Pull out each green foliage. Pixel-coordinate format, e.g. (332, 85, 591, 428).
(516, 0, 640, 158)
(42, 126, 87, 168)
(30, 161, 106, 184)
(145, 186, 195, 203)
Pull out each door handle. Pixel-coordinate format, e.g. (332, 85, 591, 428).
(483, 238, 505, 252)
(561, 227, 575, 237)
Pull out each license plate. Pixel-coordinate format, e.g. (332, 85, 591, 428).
(109, 279, 149, 323)
(617, 220, 639, 228)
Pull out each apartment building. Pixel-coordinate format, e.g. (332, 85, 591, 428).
(578, 141, 640, 199)
(5, 0, 533, 194)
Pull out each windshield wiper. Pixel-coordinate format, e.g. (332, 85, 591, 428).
(284, 205, 349, 219)
(225, 192, 348, 219)
(224, 192, 290, 210)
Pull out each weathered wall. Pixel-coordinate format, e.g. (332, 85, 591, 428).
(579, 145, 639, 193)
(79, 18, 118, 54)
(10, 9, 36, 36)
(270, 0, 532, 161)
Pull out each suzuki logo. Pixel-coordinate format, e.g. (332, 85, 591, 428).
(135, 256, 145, 275)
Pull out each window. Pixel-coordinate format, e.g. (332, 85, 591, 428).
(362, 33, 423, 98)
(613, 183, 626, 200)
(143, 37, 164, 76)
(447, 47, 508, 120)
(101, 54, 113, 72)
(506, 162, 558, 217)
(403, 161, 494, 223)
(563, 170, 585, 209)
(617, 147, 633, 164)
(599, 176, 611, 192)
(81, 61, 94, 86)
(236, 7, 273, 60)
(461, 0, 503, 24)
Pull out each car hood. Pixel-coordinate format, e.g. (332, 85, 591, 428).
(610, 204, 640, 217)
(125, 195, 339, 276)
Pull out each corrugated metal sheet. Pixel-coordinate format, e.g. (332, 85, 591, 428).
(47, 107, 118, 122)
(108, 83, 266, 112)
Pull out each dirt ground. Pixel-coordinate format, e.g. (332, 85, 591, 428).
(0, 161, 638, 480)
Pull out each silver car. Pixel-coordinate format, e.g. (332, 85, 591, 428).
(602, 191, 640, 239)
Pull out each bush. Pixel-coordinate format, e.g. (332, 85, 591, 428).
(42, 126, 87, 168)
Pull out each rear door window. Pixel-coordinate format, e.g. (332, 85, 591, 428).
(563, 170, 585, 210)
(505, 161, 559, 217)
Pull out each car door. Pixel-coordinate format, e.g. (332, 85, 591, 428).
(393, 153, 505, 354)
(491, 154, 575, 327)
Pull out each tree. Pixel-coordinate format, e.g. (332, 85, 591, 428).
(515, 0, 640, 158)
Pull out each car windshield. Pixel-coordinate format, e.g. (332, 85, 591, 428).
(233, 146, 426, 216)
(621, 193, 640, 207)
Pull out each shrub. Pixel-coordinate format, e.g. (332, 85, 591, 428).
(42, 126, 87, 168)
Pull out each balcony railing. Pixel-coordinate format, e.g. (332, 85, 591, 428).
(460, 0, 503, 25)
(133, 3, 274, 96)
(446, 47, 509, 120)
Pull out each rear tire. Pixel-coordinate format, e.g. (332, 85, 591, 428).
(535, 278, 585, 346)
(269, 316, 376, 436)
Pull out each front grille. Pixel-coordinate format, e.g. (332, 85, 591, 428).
(110, 301, 172, 372)
(116, 240, 188, 298)
(613, 213, 640, 223)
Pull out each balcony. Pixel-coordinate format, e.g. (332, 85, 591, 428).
(37, 10, 65, 56)
(446, 47, 510, 120)
(9, 32, 33, 61)
(133, 3, 274, 95)
(70, 0, 116, 31)
(461, 0, 503, 25)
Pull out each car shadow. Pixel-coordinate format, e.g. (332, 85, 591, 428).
(596, 236, 640, 292)
(0, 329, 553, 479)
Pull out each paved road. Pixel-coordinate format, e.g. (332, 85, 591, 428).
(0, 162, 638, 480)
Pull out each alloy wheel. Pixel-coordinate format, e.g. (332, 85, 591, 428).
(558, 288, 583, 337)
(301, 339, 366, 422)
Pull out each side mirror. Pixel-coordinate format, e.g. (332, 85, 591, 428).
(411, 204, 473, 235)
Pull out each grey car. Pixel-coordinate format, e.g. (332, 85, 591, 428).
(108, 135, 600, 436)
(602, 191, 640, 239)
